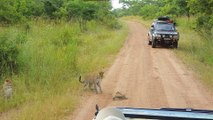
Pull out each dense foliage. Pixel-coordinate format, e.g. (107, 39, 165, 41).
(115, 0, 212, 37)
(0, 0, 119, 77)
(0, 0, 118, 29)
(0, 30, 26, 76)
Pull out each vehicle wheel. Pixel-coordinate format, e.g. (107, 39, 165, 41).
(148, 35, 152, 45)
(148, 40, 152, 45)
(152, 39, 156, 48)
(173, 42, 178, 48)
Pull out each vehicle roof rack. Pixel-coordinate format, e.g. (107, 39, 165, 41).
(158, 16, 170, 21)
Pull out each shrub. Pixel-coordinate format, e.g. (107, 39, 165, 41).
(0, 30, 27, 76)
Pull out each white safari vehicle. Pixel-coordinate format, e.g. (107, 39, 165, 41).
(93, 105, 213, 120)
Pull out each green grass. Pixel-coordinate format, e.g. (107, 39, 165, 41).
(0, 19, 128, 119)
(174, 17, 213, 88)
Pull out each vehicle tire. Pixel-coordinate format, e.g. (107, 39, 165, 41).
(148, 35, 152, 45)
(173, 41, 178, 48)
(152, 39, 156, 48)
(148, 40, 152, 45)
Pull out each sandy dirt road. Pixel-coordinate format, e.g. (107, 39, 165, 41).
(68, 21, 213, 120)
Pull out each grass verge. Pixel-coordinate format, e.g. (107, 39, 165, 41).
(174, 17, 213, 89)
(0, 19, 128, 120)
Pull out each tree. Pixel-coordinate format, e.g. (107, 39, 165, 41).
(66, 1, 115, 31)
(187, 0, 213, 37)
(0, 0, 24, 24)
(139, 5, 159, 18)
(0, 0, 44, 23)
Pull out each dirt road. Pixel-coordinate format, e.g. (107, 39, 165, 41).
(68, 21, 213, 120)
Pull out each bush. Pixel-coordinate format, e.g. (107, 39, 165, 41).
(195, 15, 213, 40)
(0, 29, 26, 76)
